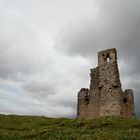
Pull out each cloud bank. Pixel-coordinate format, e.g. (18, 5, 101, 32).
(0, 0, 140, 117)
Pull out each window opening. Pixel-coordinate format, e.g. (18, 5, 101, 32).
(106, 55, 111, 62)
(123, 97, 127, 104)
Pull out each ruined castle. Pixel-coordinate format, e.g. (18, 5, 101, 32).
(77, 48, 135, 118)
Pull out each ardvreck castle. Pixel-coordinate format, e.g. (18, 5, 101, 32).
(77, 48, 135, 118)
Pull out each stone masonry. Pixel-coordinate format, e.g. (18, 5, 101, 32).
(77, 48, 135, 118)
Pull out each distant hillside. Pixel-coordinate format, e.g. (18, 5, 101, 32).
(0, 114, 140, 140)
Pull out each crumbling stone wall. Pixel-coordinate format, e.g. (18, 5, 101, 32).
(77, 88, 89, 118)
(88, 67, 100, 117)
(122, 89, 135, 117)
(77, 48, 135, 118)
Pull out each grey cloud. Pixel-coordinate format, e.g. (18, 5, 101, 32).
(55, 0, 140, 117)
(56, 0, 140, 59)
(23, 81, 56, 98)
(0, 19, 38, 80)
(0, 0, 140, 118)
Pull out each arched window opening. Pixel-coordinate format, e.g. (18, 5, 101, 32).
(84, 95, 89, 105)
(106, 55, 111, 62)
(123, 97, 127, 104)
(107, 57, 110, 62)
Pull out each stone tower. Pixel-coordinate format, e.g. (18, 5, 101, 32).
(77, 48, 135, 118)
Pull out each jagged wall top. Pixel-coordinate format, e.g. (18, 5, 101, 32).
(98, 48, 117, 65)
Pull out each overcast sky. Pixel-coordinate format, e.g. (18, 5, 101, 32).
(0, 0, 140, 118)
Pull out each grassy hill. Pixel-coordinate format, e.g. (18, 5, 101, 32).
(0, 114, 140, 140)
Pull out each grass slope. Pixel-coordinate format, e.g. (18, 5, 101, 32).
(0, 114, 140, 140)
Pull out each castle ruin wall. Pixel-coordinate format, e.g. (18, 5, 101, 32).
(77, 48, 135, 118)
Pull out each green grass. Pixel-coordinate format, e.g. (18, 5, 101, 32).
(0, 114, 140, 140)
